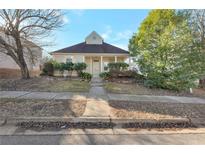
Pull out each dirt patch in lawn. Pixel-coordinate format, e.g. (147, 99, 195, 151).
(0, 76, 90, 92)
(109, 101, 205, 119)
(0, 98, 86, 117)
(105, 82, 205, 98)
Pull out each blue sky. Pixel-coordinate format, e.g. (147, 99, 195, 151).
(46, 9, 150, 55)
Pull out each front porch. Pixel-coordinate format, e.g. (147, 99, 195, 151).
(84, 55, 130, 77)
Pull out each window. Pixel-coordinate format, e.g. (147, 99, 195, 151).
(66, 58, 72, 63)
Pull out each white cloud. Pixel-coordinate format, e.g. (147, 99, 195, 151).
(114, 30, 133, 41)
(113, 43, 128, 50)
(62, 16, 70, 24)
(70, 9, 85, 16)
(101, 25, 112, 40)
(101, 26, 133, 43)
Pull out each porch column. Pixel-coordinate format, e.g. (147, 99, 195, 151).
(100, 56, 103, 72)
(115, 56, 117, 63)
(90, 57, 92, 74)
(129, 56, 131, 69)
(83, 56, 85, 62)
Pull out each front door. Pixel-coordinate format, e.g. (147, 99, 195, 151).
(93, 59, 100, 77)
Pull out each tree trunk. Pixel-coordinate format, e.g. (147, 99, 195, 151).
(14, 35, 30, 79)
(18, 57, 30, 79)
(20, 64, 30, 79)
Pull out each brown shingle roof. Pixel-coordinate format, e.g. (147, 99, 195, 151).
(50, 42, 129, 54)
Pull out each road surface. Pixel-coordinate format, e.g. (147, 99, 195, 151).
(0, 133, 205, 144)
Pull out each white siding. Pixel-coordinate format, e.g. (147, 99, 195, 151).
(85, 31, 103, 44)
(52, 54, 85, 63)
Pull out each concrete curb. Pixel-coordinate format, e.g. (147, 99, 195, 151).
(0, 116, 190, 126)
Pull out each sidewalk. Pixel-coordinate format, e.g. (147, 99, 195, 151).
(1, 90, 205, 104)
(0, 91, 88, 100)
(108, 94, 205, 104)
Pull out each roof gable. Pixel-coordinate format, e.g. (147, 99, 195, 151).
(85, 31, 103, 45)
(50, 31, 129, 55)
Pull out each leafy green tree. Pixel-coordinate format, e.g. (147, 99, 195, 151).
(179, 9, 205, 87)
(129, 9, 205, 91)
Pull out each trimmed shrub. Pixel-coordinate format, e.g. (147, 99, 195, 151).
(99, 72, 111, 80)
(109, 70, 137, 78)
(108, 62, 129, 71)
(73, 62, 87, 76)
(52, 61, 65, 73)
(135, 73, 146, 82)
(64, 62, 74, 71)
(80, 72, 92, 82)
(63, 62, 74, 78)
(42, 61, 54, 76)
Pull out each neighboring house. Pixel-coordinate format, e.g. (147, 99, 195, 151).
(50, 31, 130, 77)
(0, 30, 42, 78)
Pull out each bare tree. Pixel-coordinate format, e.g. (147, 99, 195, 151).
(0, 9, 64, 79)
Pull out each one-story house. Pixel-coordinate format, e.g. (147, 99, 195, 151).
(0, 29, 42, 78)
(50, 31, 130, 77)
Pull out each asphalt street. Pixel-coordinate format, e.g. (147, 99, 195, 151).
(0, 133, 205, 145)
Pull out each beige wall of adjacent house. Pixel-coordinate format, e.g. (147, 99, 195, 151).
(0, 31, 42, 78)
(0, 47, 42, 70)
(0, 49, 42, 78)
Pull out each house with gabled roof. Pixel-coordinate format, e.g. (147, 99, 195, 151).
(50, 31, 130, 76)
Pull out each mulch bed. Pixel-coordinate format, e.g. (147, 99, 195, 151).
(16, 121, 196, 131)
(17, 121, 115, 131)
(122, 121, 196, 129)
(106, 77, 137, 84)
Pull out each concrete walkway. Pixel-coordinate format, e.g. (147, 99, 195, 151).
(83, 77, 110, 117)
(88, 77, 108, 100)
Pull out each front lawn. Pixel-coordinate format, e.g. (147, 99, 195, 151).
(104, 82, 205, 97)
(0, 98, 86, 117)
(0, 76, 90, 92)
(109, 100, 205, 119)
